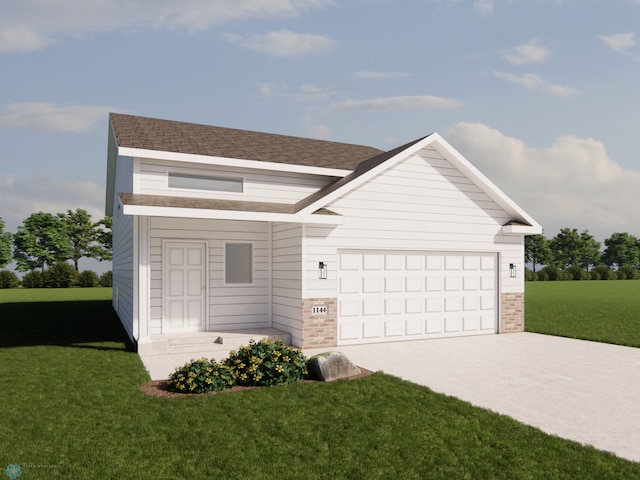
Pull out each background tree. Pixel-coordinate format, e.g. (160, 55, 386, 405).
(13, 212, 70, 272)
(525, 234, 552, 272)
(549, 228, 583, 268)
(602, 232, 640, 269)
(578, 230, 601, 271)
(59, 209, 112, 271)
(0, 218, 12, 268)
(94, 216, 112, 261)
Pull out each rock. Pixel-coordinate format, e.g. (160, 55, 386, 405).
(307, 351, 361, 382)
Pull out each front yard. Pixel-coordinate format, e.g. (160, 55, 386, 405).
(1, 288, 639, 478)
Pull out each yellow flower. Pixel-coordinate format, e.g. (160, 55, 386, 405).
(275, 365, 284, 373)
(283, 356, 290, 362)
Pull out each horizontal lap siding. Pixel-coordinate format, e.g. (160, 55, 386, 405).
(303, 146, 523, 297)
(149, 217, 270, 334)
(137, 159, 334, 203)
(272, 223, 303, 345)
(112, 156, 135, 341)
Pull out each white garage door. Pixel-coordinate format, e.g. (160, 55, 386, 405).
(338, 251, 497, 345)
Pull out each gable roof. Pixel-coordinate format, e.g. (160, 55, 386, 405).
(106, 113, 541, 234)
(109, 113, 382, 170)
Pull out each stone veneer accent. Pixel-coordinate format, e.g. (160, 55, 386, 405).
(500, 292, 525, 333)
(301, 298, 338, 348)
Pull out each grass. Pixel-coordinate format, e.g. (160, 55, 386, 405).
(525, 280, 640, 347)
(1, 288, 640, 478)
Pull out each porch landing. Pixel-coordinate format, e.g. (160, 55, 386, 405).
(138, 328, 293, 380)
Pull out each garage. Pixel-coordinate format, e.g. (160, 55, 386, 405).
(337, 250, 498, 345)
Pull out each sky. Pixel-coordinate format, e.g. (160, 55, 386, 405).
(1, 0, 640, 273)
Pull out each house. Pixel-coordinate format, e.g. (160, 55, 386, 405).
(105, 113, 541, 355)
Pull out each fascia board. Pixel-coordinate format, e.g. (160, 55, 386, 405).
(121, 204, 344, 225)
(429, 133, 542, 232)
(117, 146, 351, 178)
(105, 123, 118, 217)
(501, 224, 543, 235)
(296, 135, 437, 215)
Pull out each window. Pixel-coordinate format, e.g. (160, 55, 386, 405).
(169, 173, 243, 193)
(225, 243, 253, 284)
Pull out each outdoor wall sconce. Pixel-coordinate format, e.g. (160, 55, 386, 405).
(509, 263, 517, 278)
(318, 261, 328, 279)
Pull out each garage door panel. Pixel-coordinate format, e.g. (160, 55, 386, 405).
(385, 320, 403, 337)
(338, 251, 497, 345)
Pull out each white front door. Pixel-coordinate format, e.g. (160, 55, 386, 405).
(163, 241, 207, 332)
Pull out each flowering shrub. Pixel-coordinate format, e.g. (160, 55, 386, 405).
(224, 338, 308, 387)
(167, 358, 235, 394)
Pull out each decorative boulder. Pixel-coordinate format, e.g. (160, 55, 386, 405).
(307, 351, 361, 382)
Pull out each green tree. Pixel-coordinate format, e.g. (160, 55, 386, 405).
(525, 234, 552, 273)
(94, 216, 112, 261)
(0, 218, 12, 268)
(59, 209, 112, 271)
(602, 232, 640, 269)
(578, 230, 601, 271)
(549, 228, 583, 268)
(13, 212, 70, 272)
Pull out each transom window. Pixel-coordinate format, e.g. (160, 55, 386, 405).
(225, 243, 253, 284)
(168, 173, 243, 193)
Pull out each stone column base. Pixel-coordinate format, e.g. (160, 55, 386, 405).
(501, 292, 525, 333)
(301, 298, 337, 348)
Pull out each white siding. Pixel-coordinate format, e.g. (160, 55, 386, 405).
(303, 146, 524, 298)
(271, 223, 303, 345)
(137, 158, 335, 203)
(148, 217, 270, 334)
(111, 155, 135, 341)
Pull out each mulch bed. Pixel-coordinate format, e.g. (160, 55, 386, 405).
(139, 367, 375, 398)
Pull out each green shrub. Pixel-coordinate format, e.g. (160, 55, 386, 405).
(99, 271, 113, 287)
(538, 265, 566, 281)
(167, 358, 235, 394)
(566, 265, 589, 280)
(591, 265, 615, 280)
(224, 338, 308, 387)
(617, 265, 638, 280)
(78, 270, 100, 287)
(524, 268, 536, 281)
(43, 262, 78, 288)
(0, 270, 20, 288)
(21, 270, 44, 288)
(536, 270, 549, 281)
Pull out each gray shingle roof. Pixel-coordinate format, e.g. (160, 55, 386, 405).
(110, 113, 383, 170)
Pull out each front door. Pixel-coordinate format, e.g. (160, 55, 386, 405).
(163, 241, 207, 332)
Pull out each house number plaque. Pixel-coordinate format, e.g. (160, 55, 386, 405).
(312, 305, 328, 315)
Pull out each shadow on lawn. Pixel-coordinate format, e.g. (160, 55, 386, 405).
(0, 300, 133, 350)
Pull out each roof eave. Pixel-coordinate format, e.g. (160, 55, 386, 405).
(117, 146, 352, 178)
(121, 204, 344, 225)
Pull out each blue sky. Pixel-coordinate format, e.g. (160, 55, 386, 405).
(1, 0, 640, 272)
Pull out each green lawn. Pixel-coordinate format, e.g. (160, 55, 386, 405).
(526, 280, 640, 347)
(1, 288, 639, 478)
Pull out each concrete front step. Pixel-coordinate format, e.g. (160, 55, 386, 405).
(138, 328, 294, 380)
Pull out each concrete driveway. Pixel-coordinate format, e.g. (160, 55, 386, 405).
(304, 333, 640, 463)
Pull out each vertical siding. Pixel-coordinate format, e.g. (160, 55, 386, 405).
(271, 223, 303, 345)
(111, 155, 135, 341)
(148, 217, 270, 334)
(303, 146, 524, 298)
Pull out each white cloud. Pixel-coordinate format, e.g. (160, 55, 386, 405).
(225, 29, 335, 57)
(0, 175, 106, 234)
(445, 122, 640, 240)
(354, 71, 410, 79)
(0, 103, 114, 132)
(300, 114, 332, 140)
(330, 95, 461, 111)
(473, 0, 494, 15)
(0, 0, 332, 53)
(494, 71, 575, 96)
(598, 32, 635, 52)
(501, 39, 551, 65)
(258, 82, 339, 101)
